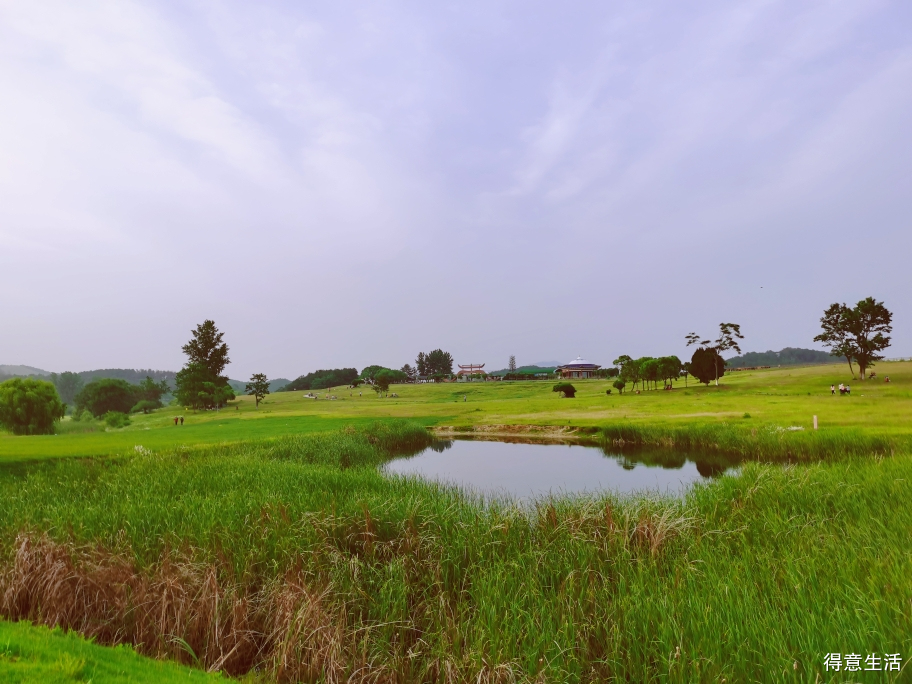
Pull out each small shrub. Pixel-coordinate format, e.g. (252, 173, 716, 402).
(553, 383, 576, 398)
(131, 400, 160, 414)
(103, 411, 131, 428)
(613, 379, 626, 394)
(743, 412, 751, 419)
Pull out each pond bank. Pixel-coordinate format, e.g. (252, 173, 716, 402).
(432, 422, 902, 461)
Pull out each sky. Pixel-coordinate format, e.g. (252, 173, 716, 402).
(1, 0, 910, 380)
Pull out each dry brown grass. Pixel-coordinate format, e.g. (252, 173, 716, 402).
(0, 530, 516, 683)
(0, 533, 359, 682)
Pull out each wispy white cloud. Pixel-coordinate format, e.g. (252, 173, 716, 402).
(0, 0, 909, 376)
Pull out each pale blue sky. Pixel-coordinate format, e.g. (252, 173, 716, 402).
(1, 1, 910, 378)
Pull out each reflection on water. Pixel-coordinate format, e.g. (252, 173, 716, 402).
(384, 438, 741, 499)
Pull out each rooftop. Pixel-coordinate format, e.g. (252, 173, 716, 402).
(558, 356, 600, 369)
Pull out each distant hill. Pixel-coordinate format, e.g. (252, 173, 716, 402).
(228, 378, 291, 394)
(1, 366, 290, 398)
(268, 378, 291, 392)
(77, 369, 177, 385)
(0, 364, 49, 377)
(725, 347, 839, 368)
(489, 365, 557, 377)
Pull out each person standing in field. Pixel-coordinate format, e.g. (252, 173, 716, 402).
(830, 384, 835, 395)
(173, 416, 179, 425)
(180, 416, 184, 425)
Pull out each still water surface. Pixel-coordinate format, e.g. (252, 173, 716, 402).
(385, 439, 738, 500)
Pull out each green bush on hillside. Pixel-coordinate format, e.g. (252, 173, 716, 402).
(103, 411, 131, 428)
(131, 400, 160, 414)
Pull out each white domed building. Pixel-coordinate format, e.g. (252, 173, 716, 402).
(556, 356, 601, 379)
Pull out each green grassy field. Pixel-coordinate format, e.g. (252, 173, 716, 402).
(2, 361, 910, 460)
(0, 425, 909, 681)
(0, 363, 910, 681)
(0, 620, 224, 683)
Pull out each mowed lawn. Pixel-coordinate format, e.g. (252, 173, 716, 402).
(2, 361, 910, 461)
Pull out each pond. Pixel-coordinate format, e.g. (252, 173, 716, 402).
(384, 438, 741, 500)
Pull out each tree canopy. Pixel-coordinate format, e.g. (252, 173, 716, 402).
(0, 378, 65, 435)
(686, 323, 743, 386)
(175, 320, 234, 409)
(400, 364, 417, 382)
(362, 367, 408, 392)
(245, 373, 270, 408)
(814, 297, 892, 380)
(49, 371, 84, 406)
(725, 347, 838, 368)
(181, 320, 230, 379)
(689, 347, 724, 385)
(416, 349, 453, 379)
(75, 378, 138, 417)
(283, 368, 358, 391)
(134, 376, 169, 411)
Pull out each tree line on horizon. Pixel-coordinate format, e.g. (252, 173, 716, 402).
(0, 297, 897, 434)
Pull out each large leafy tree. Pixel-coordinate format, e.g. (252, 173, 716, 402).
(416, 349, 453, 380)
(400, 364, 417, 382)
(686, 323, 743, 386)
(245, 373, 270, 408)
(175, 362, 235, 410)
(847, 297, 892, 379)
(814, 298, 891, 380)
(361, 367, 407, 391)
(136, 376, 170, 406)
(688, 348, 723, 385)
(49, 371, 84, 406)
(613, 355, 641, 390)
(359, 365, 387, 384)
(0, 378, 66, 435)
(640, 358, 660, 390)
(75, 378, 137, 417)
(814, 303, 856, 377)
(175, 320, 234, 409)
(657, 356, 683, 387)
(182, 320, 230, 378)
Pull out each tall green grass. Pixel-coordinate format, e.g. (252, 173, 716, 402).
(0, 422, 910, 681)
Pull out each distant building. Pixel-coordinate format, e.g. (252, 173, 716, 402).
(456, 363, 486, 381)
(556, 356, 601, 379)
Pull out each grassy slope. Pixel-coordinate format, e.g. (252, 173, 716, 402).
(0, 620, 223, 683)
(2, 361, 910, 461)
